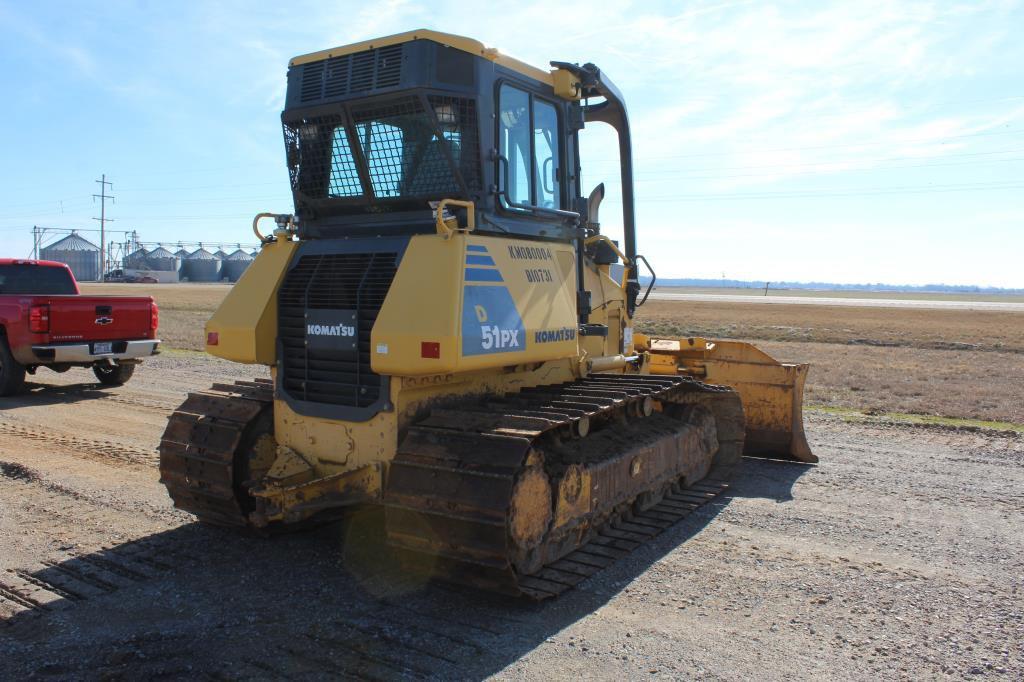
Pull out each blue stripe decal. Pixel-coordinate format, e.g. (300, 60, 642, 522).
(466, 255, 496, 266)
(467, 244, 488, 252)
(465, 268, 504, 282)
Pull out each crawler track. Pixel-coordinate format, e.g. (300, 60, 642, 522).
(157, 374, 743, 599)
(158, 379, 274, 526)
(385, 374, 744, 599)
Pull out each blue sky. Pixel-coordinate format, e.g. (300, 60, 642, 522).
(1, 0, 1021, 287)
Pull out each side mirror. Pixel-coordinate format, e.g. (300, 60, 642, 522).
(587, 183, 605, 230)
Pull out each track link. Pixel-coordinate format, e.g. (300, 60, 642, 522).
(384, 374, 744, 599)
(158, 379, 273, 526)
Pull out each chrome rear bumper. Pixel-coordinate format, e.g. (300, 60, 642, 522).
(32, 339, 161, 363)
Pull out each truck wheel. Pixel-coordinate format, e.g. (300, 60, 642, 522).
(0, 334, 27, 396)
(93, 361, 136, 386)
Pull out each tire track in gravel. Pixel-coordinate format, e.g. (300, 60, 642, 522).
(0, 420, 158, 467)
(0, 461, 186, 528)
(98, 394, 182, 413)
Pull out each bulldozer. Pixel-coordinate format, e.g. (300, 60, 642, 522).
(159, 30, 815, 599)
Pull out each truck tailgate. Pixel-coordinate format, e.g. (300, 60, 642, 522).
(41, 296, 155, 342)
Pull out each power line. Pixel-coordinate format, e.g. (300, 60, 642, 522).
(92, 174, 114, 277)
(583, 127, 1024, 164)
(585, 155, 1024, 185)
(639, 180, 1024, 201)
(587, 144, 1024, 170)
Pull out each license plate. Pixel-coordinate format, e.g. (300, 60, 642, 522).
(94, 342, 113, 355)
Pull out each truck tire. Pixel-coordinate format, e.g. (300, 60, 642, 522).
(0, 333, 27, 396)
(93, 361, 136, 386)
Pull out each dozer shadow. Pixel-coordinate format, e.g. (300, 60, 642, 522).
(0, 460, 811, 679)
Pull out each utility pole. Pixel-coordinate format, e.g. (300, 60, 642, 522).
(93, 174, 114, 280)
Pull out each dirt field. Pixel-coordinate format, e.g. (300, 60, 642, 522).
(80, 283, 1024, 426)
(0, 353, 1021, 679)
(635, 300, 1024, 426)
(2, 283, 1016, 678)
(654, 287, 1024, 304)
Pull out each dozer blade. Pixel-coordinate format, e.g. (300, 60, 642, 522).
(639, 335, 816, 463)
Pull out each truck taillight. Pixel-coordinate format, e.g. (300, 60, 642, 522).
(29, 304, 50, 333)
(151, 302, 159, 330)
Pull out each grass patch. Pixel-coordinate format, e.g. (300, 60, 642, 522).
(807, 404, 1024, 434)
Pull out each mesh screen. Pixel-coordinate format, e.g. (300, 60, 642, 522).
(284, 113, 364, 199)
(350, 96, 458, 198)
(284, 95, 481, 202)
(428, 95, 481, 191)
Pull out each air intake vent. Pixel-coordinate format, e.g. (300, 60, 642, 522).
(300, 61, 326, 102)
(299, 44, 405, 104)
(278, 253, 398, 410)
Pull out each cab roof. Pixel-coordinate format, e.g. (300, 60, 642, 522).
(289, 29, 557, 88)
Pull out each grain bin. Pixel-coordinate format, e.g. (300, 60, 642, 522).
(125, 247, 150, 270)
(182, 249, 223, 282)
(173, 249, 189, 278)
(223, 249, 254, 282)
(41, 232, 101, 282)
(146, 247, 179, 272)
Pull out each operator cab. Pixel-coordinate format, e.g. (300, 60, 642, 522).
(282, 30, 644, 318)
(282, 30, 585, 243)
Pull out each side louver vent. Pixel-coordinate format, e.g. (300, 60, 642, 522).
(299, 44, 405, 104)
(278, 252, 398, 409)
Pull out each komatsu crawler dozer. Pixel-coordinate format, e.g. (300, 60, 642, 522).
(159, 30, 815, 598)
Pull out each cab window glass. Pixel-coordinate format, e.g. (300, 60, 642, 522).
(533, 99, 559, 209)
(499, 85, 561, 211)
(328, 126, 363, 197)
(499, 85, 531, 206)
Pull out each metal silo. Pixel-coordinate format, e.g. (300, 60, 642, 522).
(173, 248, 189, 278)
(223, 249, 254, 282)
(41, 232, 101, 282)
(146, 247, 179, 272)
(125, 247, 150, 270)
(183, 249, 223, 282)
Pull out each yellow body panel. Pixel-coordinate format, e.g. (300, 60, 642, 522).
(580, 261, 631, 359)
(370, 233, 579, 376)
(273, 359, 579, 482)
(205, 239, 297, 364)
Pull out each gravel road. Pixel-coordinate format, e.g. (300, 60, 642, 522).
(0, 354, 1021, 680)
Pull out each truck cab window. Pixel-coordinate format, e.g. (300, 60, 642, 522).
(499, 85, 561, 211)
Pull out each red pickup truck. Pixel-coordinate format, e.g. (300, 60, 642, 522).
(0, 259, 160, 396)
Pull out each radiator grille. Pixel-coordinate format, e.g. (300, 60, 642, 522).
(298, 44, 405, 104)
(279, 252, 398, 408)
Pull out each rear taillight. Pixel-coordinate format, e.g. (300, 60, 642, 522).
(29, 304, 50, 333)
(150, 302, 159, 331)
